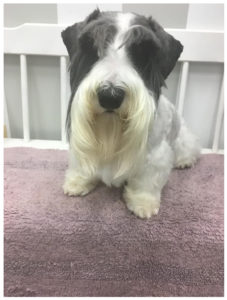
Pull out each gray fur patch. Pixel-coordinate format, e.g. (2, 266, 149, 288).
(79, 13, 118, 58)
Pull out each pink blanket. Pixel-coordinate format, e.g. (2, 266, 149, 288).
(4, 148, 224, 296)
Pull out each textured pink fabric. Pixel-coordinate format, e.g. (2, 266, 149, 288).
(4, 147, 224, 296)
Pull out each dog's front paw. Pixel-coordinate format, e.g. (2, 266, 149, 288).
(63, 180, 96, 196)
(124, 187, 160, 219)
(63, 170, 97, 196)
(175, 156, 197, 169)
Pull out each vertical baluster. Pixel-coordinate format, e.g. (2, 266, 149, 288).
(212, 75, 224, 152)
(176, 61, 189, 116)
(4, 92, 11, 138)
(20, 54, 30, 142)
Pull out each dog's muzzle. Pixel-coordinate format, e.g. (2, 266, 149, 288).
(97, 84, 125, 111)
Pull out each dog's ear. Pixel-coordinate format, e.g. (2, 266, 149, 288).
(61, 22, 82, 60)
(85, 8, 101, 23)
(147, 16, 183, 79)
(61, 8, 101, 60)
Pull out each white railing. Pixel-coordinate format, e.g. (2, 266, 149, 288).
(4, 24, 224, 153)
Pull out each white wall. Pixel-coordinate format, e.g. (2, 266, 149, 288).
(186, 4, 224, 30)
(4, 3, 224, 149)
(57, 4, 122, 24)
(123, 4, 189, 28)
(4, 4, 57, 27)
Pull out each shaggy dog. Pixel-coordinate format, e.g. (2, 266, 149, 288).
(61, 9, 200, 219)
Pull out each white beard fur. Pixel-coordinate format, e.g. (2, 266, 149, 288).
(63, 93, 200, 219)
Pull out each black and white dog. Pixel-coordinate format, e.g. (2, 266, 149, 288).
(61, 9, 200, 219)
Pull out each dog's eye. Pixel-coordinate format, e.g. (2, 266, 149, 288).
(128, 40, 152, 71)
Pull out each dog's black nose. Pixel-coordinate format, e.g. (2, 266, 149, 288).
(97, 85, 125, 110)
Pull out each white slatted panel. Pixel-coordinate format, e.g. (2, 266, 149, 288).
(20, 54, 30, 142)
(4, 24, 224, 152)
(4, 24, 67, 57)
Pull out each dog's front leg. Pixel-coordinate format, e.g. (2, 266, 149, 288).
(124, 141, 174, 219)
(63, 149, 98, 196)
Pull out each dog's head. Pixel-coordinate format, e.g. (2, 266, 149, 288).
(61, 9, 183, 175)
(62, 9, 182, 92)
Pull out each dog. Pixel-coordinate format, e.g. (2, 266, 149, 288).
(61, 9, 200, 219)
